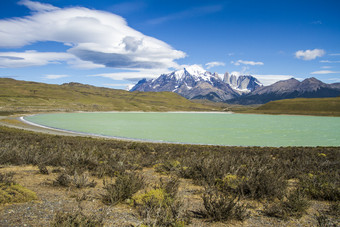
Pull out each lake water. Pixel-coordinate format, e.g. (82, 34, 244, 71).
(24, 112, 340, 147)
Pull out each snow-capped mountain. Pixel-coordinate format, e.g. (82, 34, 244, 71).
(227, 77, 340, 104)
(130, 65, 263, 102)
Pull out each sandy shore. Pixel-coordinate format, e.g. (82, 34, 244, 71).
(0, 115, 87, 137)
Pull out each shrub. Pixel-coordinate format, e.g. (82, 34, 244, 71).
(197, 187, 248, 222)
(160, 176, 180, 198)
(73, 171, 96, 188)
(53, 173, 72, 187)
(264, 189, 310, 219)
(154, 160, 181, 175)
(237, 158, 287, 200)
(132, 188, 187, 226)
(0, 172, 16, 185)
(327, 201, 339, 216)
(51, 210, 104, 227)
(101, 171, 144, 205)
(215, 174, 244, 195)
(38, 164, 49, 175)
(53, 171, 96, 188)
(0, 183, 37, 204)
(299, 172, 339, 201)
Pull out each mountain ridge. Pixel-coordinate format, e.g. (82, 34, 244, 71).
(130, 65, 262, 102)
(228, 77, 340, 104)
(130, 66, 340, 105)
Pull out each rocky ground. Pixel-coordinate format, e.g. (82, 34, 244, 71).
(1, 165, 338, 227)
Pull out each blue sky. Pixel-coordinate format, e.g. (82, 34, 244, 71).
(0, 0, 339, 89)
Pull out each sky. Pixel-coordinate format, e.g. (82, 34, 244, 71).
(0, 0, 339, 90)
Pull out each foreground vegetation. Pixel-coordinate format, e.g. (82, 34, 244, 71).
(0, 78, 215, 113)
(246, 97, 340, 116)
(0, 125, 339, 226)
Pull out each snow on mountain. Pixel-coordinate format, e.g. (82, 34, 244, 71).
(130, 65, 263, 102)
(227, 77, 340, 104)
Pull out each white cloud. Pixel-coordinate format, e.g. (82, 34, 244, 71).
(89, 68, 170, 81)
(310, 70, 340, 74)
(0, 0, 185, 71)
(321, 66, 332, 69)
(312, 20, 322, 25)
(147, 5, 223, 25)
(0, 50, 73, 68)
(295, 49, 325, 60)
(320, 60, 340, 63)
(103, 83, 134, 91)
(329, 53, 340, 56)
(253, 75, 295, 86)
(326, 78, 340, 82)
(231, 60, 264, 66)
(44, 74, 69, 79)
(205, 61, 225, 69)
(18, 0, 59, 12)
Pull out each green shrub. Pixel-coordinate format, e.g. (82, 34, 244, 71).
(315, 211, 333, 227)
(132, 187, 187, 226)
(51, 210, 103, 227)
(197, 187, 248, 222)
(38, 164, 49, 174)
(154, 160, 181, 175)
(0, 183, 37, 204)
(327, 201, 339, 216)
(53, 173, 72, 187)
(101, 171, 144, 205)
(0, 172, 16, 185)
(299, 172, 339, 201)
(73, 171, 96, 188)
(264, 189, 310, 219)
(239, 157, 287, 200)
(53, 171, 96, 188)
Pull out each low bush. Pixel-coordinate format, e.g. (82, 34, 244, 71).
(132, 177, 188, 226)
(197, 187, 248, 222)
(133, 189, 186, 226)
(101, 171, 144, 205)
(38, 164, 49, 175)
(154, 160, 181, 175)
(299, 172, 339, 201)
(73, 171, 96, 188)
(327, 201, 339, 216)
(53, 173, 72, 187)
(0, 172, 16, 185)
(53, 171, 96, 188)
(264, 189, 310, 219)
(0, 183, 37, 204)
(51, 210, 104, 227)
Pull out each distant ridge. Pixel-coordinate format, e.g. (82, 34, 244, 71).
(227, 77, 340, 104)
(249, 97, 340, 116)
(0, 78, 214, 112)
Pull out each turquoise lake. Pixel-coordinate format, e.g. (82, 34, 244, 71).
(24, 112, 340, 147)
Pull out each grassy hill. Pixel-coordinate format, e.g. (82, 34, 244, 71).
(0, 78, 216, 114)
(247, 97, 340, 116)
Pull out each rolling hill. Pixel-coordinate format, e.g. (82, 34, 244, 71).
(0, 78, 216, 113)
(248, 97, 340, 116)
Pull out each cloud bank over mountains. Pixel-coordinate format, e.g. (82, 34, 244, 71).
(0, 0, 185, 71)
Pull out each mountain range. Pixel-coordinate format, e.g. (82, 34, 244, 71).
(131, 65, 340, 104)
(130, 65, 262, 102)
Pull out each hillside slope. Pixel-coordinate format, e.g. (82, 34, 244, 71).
(248, 97, 340, 116)
(0, 78, 215, 113)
